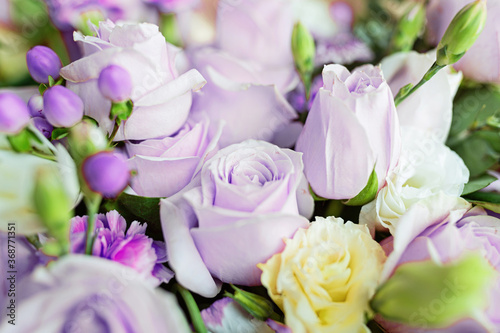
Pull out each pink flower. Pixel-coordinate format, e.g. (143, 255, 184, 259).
(60, 21, 206, 141)
(70, 210, 173, 285)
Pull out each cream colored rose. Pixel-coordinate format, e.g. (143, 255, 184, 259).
(259, 216, 386, 333)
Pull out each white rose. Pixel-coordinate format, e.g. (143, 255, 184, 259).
(259, 216, 386, 333)
(360, 126, 470, 234)
(381, 50, 462, 142)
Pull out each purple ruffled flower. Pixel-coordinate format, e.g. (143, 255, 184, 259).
(69, 210, 173, 285)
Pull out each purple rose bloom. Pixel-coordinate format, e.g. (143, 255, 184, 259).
(126, 111, 222, 197)
(60, 21, 206, 141)
(69, 210, 174, 285)
(0, 255, 189, 332)
(188, 0, 300, 147)
(296, 64, 401, 200)
(427, 0, 500, 84)
(160, 140, 313, 297)
(378, 194, 500, 332)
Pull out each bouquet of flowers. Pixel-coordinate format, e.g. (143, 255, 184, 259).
(1, 0, 500, 332)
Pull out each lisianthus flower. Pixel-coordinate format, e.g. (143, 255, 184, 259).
(259, 216, 386, 333)
(70, 210, 173, 286)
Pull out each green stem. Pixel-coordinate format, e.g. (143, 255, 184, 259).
(85, 195, 102, 255)
(174, 284, 208, 333)
(394, 62, 445, 107)
(108, 121, 120, 144)
(31, 150, 57, 161)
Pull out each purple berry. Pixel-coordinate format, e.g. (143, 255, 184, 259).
(32, 117, 54, 139)
(43, 86, 84, 128)
(0, 92, 31, 134)
(26, 46, 62, 84)
(98, 65, 133, 102)
(28, 93, 44, 118)
(82, 151, 130, 198)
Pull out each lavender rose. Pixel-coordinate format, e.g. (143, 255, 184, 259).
(160, 140, 313, 297)
(188, 0, 300, 147)
(296, 64, 401, 200)
(0, 255, 190, 332)
(427, 0, 500, 84)
(60, 21, 206, 141)
(378, 194, 500, 332)
(126, 111, 222, 197)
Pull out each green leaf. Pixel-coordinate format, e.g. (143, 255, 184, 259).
(48, 75, 55, 87)
(451, 132, 500, 177)
(7, 129, 31, 152)
(467, 200, 500, 214)
(450, 85, 500, 137)
(344, 169, 378, 206)
(51, 128, 69, 141)
(462, 174, 497, 195)
(115, 192, 162, 223)
(465, 190, 500, 203)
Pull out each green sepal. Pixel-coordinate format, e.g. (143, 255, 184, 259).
(344, 168, 378, 206)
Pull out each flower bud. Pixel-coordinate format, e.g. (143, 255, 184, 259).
(436, 0, 487, 66)
(392, 3, 426, 52)
(82, 151, 130, 198)
(34, 165, 73, 253)
(371, 252, 496, 328)
(43, 86, 84, 128)
(292, 22, 315, 93)
(32, 117, 54, 139)
(0, 92, 31, 134)
(98, 65, 133, 102)
(26, 46, 62, 84)
(225, 285, 275, 321)
(67, 120, 108, 165)
(28, 93, 44, 118)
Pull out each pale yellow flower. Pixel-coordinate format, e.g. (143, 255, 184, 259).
(259, 216, 386, 333)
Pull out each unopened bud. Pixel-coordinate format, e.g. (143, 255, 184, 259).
(0, 92, 31, 134)
(26, 46, 62, 84)
(371, 252, 496, 328)
(34, 165, 72, 252)
(436, 0, 487, 66)
(43, 86, 84, 128)
(225, 285, 275, 321)
(292, 22, 315, 95)
(392, 3, 426, 52)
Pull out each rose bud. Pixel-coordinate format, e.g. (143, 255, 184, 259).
(436, 0, 487, 66)
(26, 46, 62, 84)
(32, 117, 54, 139)
(27, 93, 44, 118)
(82, 151, 130, 198)
(0, 92, 31, 134)
(98, 65, 133, 102)
(43, 86, 84, 128)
